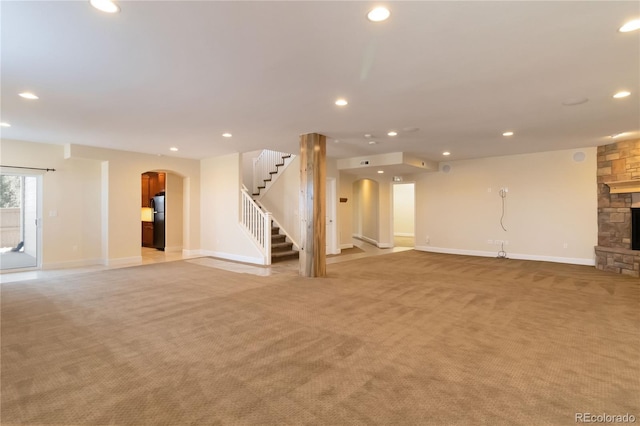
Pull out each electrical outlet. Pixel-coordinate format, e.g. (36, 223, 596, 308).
(487, 187, 492, 193)
(487, 239, 493, 245)
(563, 242, 568, 249)
(426, 235, 430, 244)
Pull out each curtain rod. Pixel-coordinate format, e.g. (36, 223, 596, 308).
(0, 165, 56, 172)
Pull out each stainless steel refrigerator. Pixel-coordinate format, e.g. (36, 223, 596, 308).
(150, 192, 165, 251)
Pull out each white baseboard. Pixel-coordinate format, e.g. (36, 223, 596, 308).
(394, 232, 415, 237)
(164, 246, 183, 253)
(105, 256, 143, 266)
(200, 250, 267, 266)
(354, 235, 393, 249)
(340, 243, 354, 249)
(182, 249, 203, 256)
(42, 258, 104, 270)
(414, 246, 595, 266)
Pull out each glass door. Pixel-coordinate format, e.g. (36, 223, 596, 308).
(0, 174, 40, 270)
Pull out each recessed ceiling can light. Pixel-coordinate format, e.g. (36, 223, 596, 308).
(222, 133, 232, 138)
(170, 147, 178, 152)
(368, 141, 377, 145)
(90, 0, 120, 13)
(619, 19, 640, 33)
(19, 92, 38, 100)
(387, 131, 398, 136)
(364, 133, 372, 138)
(502, 131, 514, 137)
(0, 122, 11, 127)
(377, 170, 384, 174)
(442, 151, 451, 156)
(367, 7, 390, 22)
(335, 99, 348, 106)
(613, 91, 631, 98)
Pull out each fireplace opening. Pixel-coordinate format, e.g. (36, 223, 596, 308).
(632, 208, 640, 250)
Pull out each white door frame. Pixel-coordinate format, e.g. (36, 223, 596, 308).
(326, 178, 339, 255)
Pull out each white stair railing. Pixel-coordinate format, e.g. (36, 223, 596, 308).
(253, 150, 292, 194)
(240, 186, 272, 265)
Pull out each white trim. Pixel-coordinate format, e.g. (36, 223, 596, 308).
(42, 258, 104, 270)
(414, 246, 595, 266)
(182, 249, 203, 256)
(394, 232, 415, 237)
(164, 245, 183, 253)
(199, 250, 266, 266)
(340, 243, 354, 249)
(353, 234, 392, 249)
(105, 256, 142, 266)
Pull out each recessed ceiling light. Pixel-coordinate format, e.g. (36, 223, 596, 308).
(377, 170, 384, 174)
(170, 147, 178, 152)
(364, 133, 372, 138)
(0, 122, 11, 127)
(19, 92, 38, 100)
(562, 97, 588, 106)
(613, 91, 631, 99)
(222, 133, 232, 138)
(368, 141, 377, 145)
(367, 7, 390, 22)
(334, 139, 340, 144)
(619, 19, 640, 33)
(387, 131, 398, 136)
(442, 151, 451, 156)
(335, 99, 348, 106)
(90, 0, 120, 13)
(502, 131, 514, 137)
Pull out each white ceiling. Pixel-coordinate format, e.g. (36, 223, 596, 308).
(1, 1, 639, 163)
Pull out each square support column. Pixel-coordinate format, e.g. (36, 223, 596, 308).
(299, 133, 326, 277)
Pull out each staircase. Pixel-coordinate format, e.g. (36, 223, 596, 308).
(245, 149, 299, 264)
(252, 152, 292, 197)
(270, 221, 298, 262)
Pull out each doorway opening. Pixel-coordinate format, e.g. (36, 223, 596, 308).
(140, 171, 185, 263)
(392, 182, 415, 248)
(0, 174, 41, 270)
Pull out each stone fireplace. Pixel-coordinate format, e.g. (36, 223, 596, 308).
(595, 138, 640, 277)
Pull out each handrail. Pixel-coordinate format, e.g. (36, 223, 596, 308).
(253, 150, 292, 194)
(240, 187, 271, 265)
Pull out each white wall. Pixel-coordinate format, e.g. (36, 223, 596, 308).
(64, 143, 201, 264)
(1, 139, 103, 267)
(258, 156, 301, 247)
(242, 149, 262, 191)
(339, 173, 354, 248)
(353, 179, 380, 244)
(415, 148, 598, 264)
(165, 173, 184, 252)
(200, 153, 264, 264)
(393, 183, 415, 236)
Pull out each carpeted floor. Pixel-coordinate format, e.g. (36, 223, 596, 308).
(1, 251, 639, 425)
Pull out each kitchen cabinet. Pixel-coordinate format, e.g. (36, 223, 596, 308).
(142, 222, 154, 247)
(141, 172, 166, 207)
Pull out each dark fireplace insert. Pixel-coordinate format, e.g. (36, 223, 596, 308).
(632, 208, 640, 250)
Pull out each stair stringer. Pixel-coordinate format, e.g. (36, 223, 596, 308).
(255, 154, 296, 200)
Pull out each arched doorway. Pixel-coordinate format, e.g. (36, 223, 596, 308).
(140, 171, 185, 260)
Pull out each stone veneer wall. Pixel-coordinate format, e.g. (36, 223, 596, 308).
(596, 138, 640, 277)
